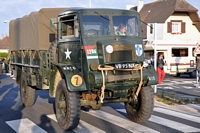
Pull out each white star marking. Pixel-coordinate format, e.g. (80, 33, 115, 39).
(65, 48, 71, 59)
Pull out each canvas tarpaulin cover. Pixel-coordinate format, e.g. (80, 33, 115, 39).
(9, 8, 66, 51)
(9, 20, 15, 51)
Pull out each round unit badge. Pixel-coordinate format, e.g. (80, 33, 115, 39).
(106, 45, 113, 53)
(71, 75, 83, 87)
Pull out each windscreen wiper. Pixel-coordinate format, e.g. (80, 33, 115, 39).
(95, 11, 110, 21)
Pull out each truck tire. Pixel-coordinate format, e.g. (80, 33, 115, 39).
(20, 76, 36, 107)
(49, 39, 58, 64)
(125, 86, 154, 123)
(55, 79, 80, 130)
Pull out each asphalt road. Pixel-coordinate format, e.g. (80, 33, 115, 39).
(1, 74, 200, 133)
(157, 74, 200, 97)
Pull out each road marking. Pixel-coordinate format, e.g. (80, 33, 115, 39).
(117, 108, 200, 132)
(149, 115, 200, 132)
(154, 107, 200, 123)
(6, 118, 47, 133)
(85, 110, 159, 133)
(162, 80, 195, 85)
(182, 86, 193, 89)
(47, 114, 106, 133)
(163, 87, 174, 89)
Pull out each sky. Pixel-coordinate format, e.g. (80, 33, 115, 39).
(0, 0, 199, 39)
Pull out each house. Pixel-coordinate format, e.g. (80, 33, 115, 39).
(131, 0, 200, 77)
(0, 35, 9, 53)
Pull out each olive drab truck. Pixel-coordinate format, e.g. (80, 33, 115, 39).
(9, 8, 158, 131)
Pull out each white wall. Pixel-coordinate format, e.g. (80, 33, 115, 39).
(147, 23, 164, 41)
(146, 13, 200, 45)
(164, 13, 200, 43)
(0, 49, 9, 52)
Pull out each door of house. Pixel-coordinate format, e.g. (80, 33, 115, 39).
(157, 51, 168, 73)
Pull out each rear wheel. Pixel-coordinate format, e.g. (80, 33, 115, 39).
(55, 79, 80, 130)
(20, 75, 36, 107)
(125, 86, 154, 123)
(174, 73, 181, 77)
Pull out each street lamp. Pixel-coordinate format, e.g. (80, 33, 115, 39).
(4, 20, 8, 23)
(3, 20, 9, 36)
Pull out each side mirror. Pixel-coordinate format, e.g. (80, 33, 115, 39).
(49, 33, 55, 42)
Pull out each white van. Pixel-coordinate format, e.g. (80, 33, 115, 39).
(144, 46, 196, 78)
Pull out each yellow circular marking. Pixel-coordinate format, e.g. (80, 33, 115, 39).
(71, 75, 83, 87)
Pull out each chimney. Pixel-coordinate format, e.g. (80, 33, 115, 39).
(2, 34, 4, 39)
(138, 0, 144, 12)
(126, 5, 135, 10)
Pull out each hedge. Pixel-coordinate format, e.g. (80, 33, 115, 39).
(0, 52, 9, 59)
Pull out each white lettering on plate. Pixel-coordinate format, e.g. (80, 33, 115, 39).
(148, 76, 155, 80)
(115, 63, 134, 69)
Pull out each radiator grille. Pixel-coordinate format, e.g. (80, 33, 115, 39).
(104, 44, 138, 82)
(105, 44, 135, 63)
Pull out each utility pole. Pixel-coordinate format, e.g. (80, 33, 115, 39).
(154, 23, 157, 93)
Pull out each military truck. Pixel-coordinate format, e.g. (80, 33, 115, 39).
(9, 8, 158, 130)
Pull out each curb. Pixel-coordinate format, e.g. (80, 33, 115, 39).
(155, 89, 200, 104)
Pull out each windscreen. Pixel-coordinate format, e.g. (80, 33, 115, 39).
(81, 15, 110, 37)
(113, 16, 140, 37)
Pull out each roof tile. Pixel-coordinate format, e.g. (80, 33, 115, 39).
(0, 36, 9, 49)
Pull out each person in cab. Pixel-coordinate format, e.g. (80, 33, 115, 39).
(115, 24, 126, 36)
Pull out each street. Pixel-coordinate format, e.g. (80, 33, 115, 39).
(1, 74, 200, 133)
(157, 74, 200, 98)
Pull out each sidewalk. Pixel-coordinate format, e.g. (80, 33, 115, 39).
(155, 74, 200, 104)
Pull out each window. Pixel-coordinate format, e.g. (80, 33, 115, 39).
(113, 16, 140, 36)
(172, 48, 188, 57)
(192, 47, 195, 56)
(82, 15, 110, 37)
(172, 22, 181, 33)
(167, 20, 185, 34)
(60, 15, 76, 38)
(144, 50, 154, 60)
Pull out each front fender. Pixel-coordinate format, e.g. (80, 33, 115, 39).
(143, 65, 158, 85)
(57, 64, 87, 91)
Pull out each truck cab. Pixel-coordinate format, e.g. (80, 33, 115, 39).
(55, 8, 157, 90)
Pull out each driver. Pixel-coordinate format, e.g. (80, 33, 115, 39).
(115, 24, 126, 36)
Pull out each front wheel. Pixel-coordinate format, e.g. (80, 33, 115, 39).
(125, 86, 154, 123)
(55, 79, 80, 130)
(20, 75, 36, 107)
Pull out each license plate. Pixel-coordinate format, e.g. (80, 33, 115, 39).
(115, 63, 135, 69)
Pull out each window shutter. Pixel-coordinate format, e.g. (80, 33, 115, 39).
(167, 22, 172, 33)
(181, 22, 185, 33)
